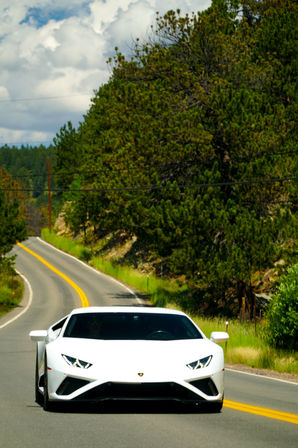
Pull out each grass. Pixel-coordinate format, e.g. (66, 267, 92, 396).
(0, 269, 24, 318)
(91, 256, 185, 306)
(41, 229, 92, 261)
(41, 229, 298, 375)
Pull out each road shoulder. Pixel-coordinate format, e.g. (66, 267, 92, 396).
(225, 363, 298, 383)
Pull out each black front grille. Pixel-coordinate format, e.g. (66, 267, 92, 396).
(188, 378, 218, 396)
(73, 382, 206, 402)
(56, 377, 90, 396)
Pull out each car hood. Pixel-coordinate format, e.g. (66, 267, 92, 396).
(50, 337, 221, 368)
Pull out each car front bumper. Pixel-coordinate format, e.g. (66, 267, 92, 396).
(46, 368, 224, 404)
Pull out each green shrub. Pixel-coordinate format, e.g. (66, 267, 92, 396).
(266, 264, 298, 350)
(0, 285, 11, 306)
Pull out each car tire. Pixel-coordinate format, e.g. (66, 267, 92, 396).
(43, 354, 55, 412)
(35, 352, 43, 405)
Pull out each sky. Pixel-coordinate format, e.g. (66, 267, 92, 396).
(0, 0, 211, 147)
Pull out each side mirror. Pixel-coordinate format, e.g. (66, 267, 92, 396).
(210, 331, 229, 344)
(29, 330, 47, 341)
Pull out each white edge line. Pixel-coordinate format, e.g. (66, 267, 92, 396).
(36, 237, 144, 305)
(0, 271, 33, 330)
(225, 368, 298, 386)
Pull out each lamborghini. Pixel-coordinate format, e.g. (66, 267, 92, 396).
(29, 306, 229, 412)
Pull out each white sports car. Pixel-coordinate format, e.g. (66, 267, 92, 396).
(29, 306, 229, 412)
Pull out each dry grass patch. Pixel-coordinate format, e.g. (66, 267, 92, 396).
(226, 347, 263, 366)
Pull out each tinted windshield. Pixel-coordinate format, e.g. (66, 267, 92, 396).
(63, 312, 202, 340)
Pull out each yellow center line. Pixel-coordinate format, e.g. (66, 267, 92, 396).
(224, 400, 298, 424)
(17, 242, 89, 308)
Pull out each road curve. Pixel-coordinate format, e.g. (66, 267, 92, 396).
(0, 237, 297, 448)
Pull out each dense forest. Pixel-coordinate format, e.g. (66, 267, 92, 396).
(1, 0, 297, 318)
(0, 145, 55, 234)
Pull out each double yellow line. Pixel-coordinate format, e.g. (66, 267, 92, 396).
(17, 242, 89, 307)
(224, 400, 298, 424)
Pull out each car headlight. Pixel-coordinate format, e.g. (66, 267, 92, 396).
(62, 354, 92, 369)
(186, 355, 212, 370)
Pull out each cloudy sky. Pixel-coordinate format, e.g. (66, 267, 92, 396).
(0, 0, 211, 147)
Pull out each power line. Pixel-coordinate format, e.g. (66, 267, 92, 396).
(1, 151, 296, 180)
(0, 94, 92, 103)
(0, 176, 296, 192)
(0, 173, 51, 179)
(0, 140, 54, 146)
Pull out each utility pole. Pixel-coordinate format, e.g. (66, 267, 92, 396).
(47, 157, 52, 232)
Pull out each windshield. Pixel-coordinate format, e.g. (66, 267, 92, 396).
(63, 312, 203, 341)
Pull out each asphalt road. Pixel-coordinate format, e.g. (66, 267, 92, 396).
(0, 237, 297, 448)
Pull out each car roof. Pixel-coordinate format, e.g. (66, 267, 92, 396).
(69, 306, 187, 317)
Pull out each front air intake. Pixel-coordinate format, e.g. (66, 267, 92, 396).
(73, 382, 206, 402)
(188, 378, 219, 396)
(56, 377, 90, 396)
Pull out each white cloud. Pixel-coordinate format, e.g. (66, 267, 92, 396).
(0, 86, 10, 100)
(0, 0, 211, 146)
(105, 0, 156, 52)
(89, 0, 138, 32)
(49, 18, 105, 69)
(156, 0, 211, 14)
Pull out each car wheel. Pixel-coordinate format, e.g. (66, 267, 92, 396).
(43, 354, 55, 412)
(35, 352, 43, 405)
